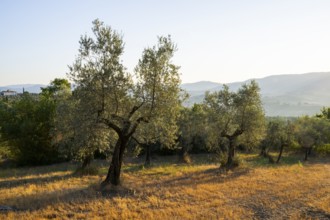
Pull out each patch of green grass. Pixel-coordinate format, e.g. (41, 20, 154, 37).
(316, 144, 330, 155)
(279, 154, 303, 165)
(243, 153, 306, 168)
(123, 164, 146, 172)
(75, 165, 100, 176)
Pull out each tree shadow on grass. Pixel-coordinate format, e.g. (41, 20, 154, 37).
(142, 167, 252, 190)
(303, 207, 330, 219)
(1, 184, 95, 212)
(232, 188, 330, 220)
(0, 167, 251, 214)
(0, 172, 76, 190)
(0, 181, 137, 215)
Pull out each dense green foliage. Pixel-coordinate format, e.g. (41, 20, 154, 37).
(178, 104, 212, 154)
(0, 79, 70, 165)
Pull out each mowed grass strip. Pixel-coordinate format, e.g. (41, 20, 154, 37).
(0, 155, 329, 219)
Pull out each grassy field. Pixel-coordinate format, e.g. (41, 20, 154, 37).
(0, 154, 329, 219)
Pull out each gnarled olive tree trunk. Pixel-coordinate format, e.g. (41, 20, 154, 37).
(226, 138, 236, 168)
(223, 130, 243, 168)
(102, 138, 128, 186)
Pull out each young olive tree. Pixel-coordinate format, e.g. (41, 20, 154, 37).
(260, 119, 295, 163)
(177, 104, 211, 163)
(68, 20, 182, 186)
(204, 81, 265, 168)
(295, 116, 329, 161)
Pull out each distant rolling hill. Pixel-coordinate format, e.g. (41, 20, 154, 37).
(2, 72, 329, 117)
(0, 84, 46, 94)
(181, 72, 330, 117)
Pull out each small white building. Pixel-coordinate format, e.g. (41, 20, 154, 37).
(0, 90, 17, 96)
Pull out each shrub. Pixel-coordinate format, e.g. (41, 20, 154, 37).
(316, 144, 330, 155)
(75, 164, 100, 176)
(0, 94, 62, 166)
(217, 152, 243, 168)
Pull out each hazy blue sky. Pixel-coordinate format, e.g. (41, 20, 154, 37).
(1, 0, 330, 86)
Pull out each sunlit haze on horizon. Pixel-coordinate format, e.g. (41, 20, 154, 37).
(1, 0, 330, 86)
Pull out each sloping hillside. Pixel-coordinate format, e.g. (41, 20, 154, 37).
(182, 72, 330, 116)
(2, 72, 329, 116)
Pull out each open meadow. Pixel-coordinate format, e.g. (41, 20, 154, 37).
(0, 154, 329, 220)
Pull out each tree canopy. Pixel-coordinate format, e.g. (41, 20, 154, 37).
(204, 80, 266, 167)
(67, 19, 182, 185)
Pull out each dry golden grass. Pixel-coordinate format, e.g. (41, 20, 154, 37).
(0, 154, 329, 219)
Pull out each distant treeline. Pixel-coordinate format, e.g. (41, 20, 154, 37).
(1, 79, 329, 165)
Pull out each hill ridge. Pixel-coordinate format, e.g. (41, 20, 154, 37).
(181, 72, 330, 117)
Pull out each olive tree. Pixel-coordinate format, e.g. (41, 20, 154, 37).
(204, 81, 265, 168)
(68, 20, 182, 186)
(260, 119, 295, 163)
(177, 104, 211, 163)
(295, 116, 329, 160)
